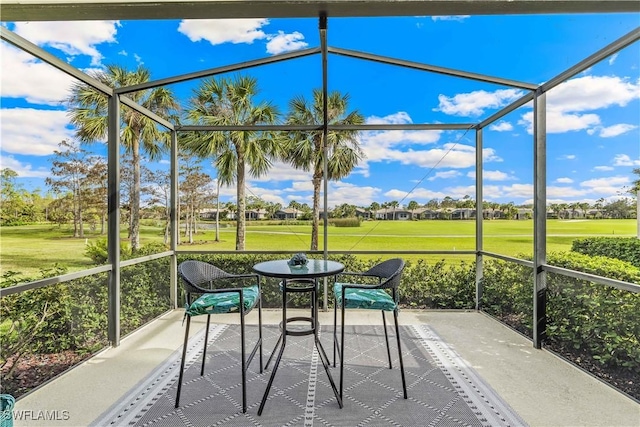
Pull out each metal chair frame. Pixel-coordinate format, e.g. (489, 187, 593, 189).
(175, 260, 263, 413)
(333, 258, 407, 400)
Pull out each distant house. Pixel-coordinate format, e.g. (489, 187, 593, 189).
(374, 208, 412, 220)
(355, 208, 371, 219)
(516, 208, 532, 220)
(275, 208, 304, 220)
(415, 208, 438, 220)
(587, 209, 604, 219)
(451, 208, 474, 220)
(483, 209, 501, 220)
(200, 208, 233, 220)
(245, 209, 268, 220)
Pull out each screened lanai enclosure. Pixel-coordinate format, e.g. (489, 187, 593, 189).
(1, 0, 639, 407)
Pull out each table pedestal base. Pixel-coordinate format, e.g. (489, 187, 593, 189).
(258, 279, 343, 415)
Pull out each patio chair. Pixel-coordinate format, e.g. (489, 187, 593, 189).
(333, 258, 407, 400)
(175, 260, 263, 413)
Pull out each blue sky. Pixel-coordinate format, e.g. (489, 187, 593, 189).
(1, 13, 639, 209)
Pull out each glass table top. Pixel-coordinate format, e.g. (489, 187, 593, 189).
(252, 259, 344, 279)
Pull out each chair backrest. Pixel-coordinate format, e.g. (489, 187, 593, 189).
(178, 260, 232, 295)
(365, 258, 405, 290)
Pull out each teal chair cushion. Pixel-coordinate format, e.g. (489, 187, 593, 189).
(334, 283, 397, 311)
(186, 285, 259, 316)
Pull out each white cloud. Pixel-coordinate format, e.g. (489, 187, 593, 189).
(362, 143, 501, 171)
(597, 124, 638, 138)
(546, 185, 588, 198)
(557, 154, 576, 160)
(467, 170, 516, 181)
(12, 21, 119, 66)
(0, 155, 50, 178)
(613, 154, 640, 166)
(384, 188, 446, 201)
(580, 176, 630, 188)
(501, 183, 534, 198)
(0, 108, 74, 156)
(366, 112, 413, 125)
(328, 182, 382, 206)
(245, 185, 286, 205)
(489, 121, 513, 132)
(547, 75, 640, 113)
(608, 53, 619, 66)
(266, 31, 308, 54)
(1, 43, 76, 105)
(357, 112, 447, 175)
(282, 180, 314, 193)
(556, 177, 574, 184)
(593, 166, 614, 171)
(178, 19, 268, 45)
(435, 89, 524, 117)
(580, 175, 630, 195)
(431, 15, 470, 22)
(250, 161, 312, 182)
(519, 110, 601, 134)
(428, 170, 461, 181)
(519, 75, 640, 134)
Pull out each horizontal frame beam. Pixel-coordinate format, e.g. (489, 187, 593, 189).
(177, 123, 475, 132)
(0, 27, 113, 95)
(543, 264, 640, 294)
(0, 265, 112, 297)
(329, 46, 538, 90)
(119, 96, 175, 130)
(115, 47, 321, 94)
(540, 27, 640, 94)
(3, 1, 639, 21)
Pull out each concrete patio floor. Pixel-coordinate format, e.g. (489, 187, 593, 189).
(13, 310, 640, 427)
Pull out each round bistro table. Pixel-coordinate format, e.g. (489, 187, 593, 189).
(252, 259, 344, 415)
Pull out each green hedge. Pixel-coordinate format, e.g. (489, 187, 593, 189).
(572, 237, 640, 268)
(329, 217, 362, 227)
(1, 246, 172, 371)
(481, 251, 640, 374)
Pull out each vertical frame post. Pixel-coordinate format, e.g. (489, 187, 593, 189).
(170, 130, 179, 308)
(107, 94, 121, 347)
(533, 91, 547, 349)
(475, 127, 483, 310)
(320, 12, 329, 311)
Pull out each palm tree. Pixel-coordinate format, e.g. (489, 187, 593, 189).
(369, 201, 381, 219)
(67, 65, 178, 252)
(389, 200, 400, 220)
(283, 89, 364, 250)
(182, 75, 280, 250)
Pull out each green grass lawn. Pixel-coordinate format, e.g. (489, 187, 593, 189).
(1, 219, 636, 279)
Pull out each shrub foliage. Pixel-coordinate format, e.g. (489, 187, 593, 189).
(571, 237, 640, 268)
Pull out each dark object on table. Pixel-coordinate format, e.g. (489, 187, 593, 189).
(287, 252, 308, 267)
(175, 260, 263, 413)
(333, 258, 407, 401)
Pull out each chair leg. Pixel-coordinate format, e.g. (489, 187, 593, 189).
(393, 308, 407, 399)
(201, 314, 211, 376)
(240, 308, 247, 413)
(258, 295, 263, 374)
(333, 300, 338, 367)
(382, 310, 392, 369)
(175, 316, 191, 408)
(339, 304, 346, 400)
